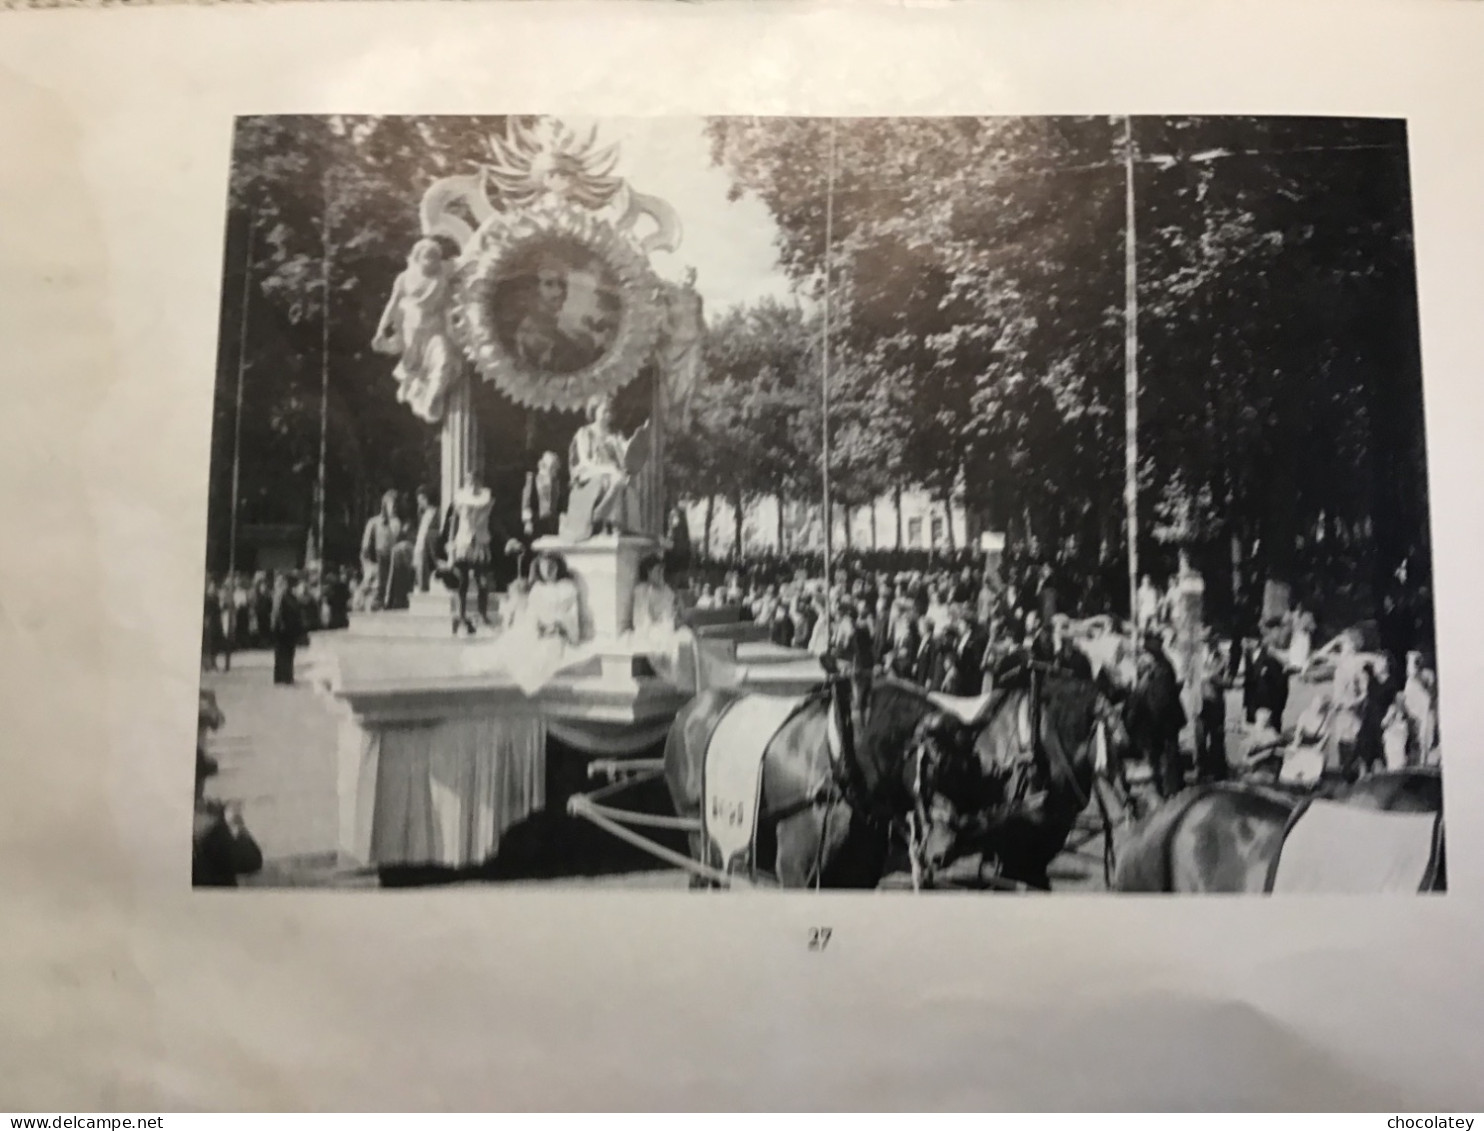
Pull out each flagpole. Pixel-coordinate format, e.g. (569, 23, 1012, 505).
(1123, 115, 1141, 627)
(820, 118, 838, 649)
(228, 210, 255, 579)
(316, 172, 332, 570)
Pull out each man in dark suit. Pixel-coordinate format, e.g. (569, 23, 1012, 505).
(269, 573, 304, 685)
(1129, 630, 1187, 798)
(521, 450, 567, 541)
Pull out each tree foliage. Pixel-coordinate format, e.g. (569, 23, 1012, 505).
(210, 115, 529, 570)
(706, 115, 1432, 641)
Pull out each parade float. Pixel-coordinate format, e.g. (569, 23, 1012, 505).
(308, 119, 823, 873)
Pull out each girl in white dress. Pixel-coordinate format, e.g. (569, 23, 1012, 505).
(628, 554, 696, 691)
(462, 552, 588, 696)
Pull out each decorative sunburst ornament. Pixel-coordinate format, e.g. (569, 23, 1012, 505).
(449, 197, 666, 412)
(483, 119, 624, 212)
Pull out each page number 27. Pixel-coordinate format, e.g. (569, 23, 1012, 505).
(807, 927, 832, 951)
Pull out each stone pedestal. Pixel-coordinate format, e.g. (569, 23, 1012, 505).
(534, 532, 656, 644)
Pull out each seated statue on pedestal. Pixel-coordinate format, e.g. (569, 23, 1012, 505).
(562, 394, 651, 540)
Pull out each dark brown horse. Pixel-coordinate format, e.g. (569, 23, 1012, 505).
(910, 666, 1117, 890)
(1112, 768, 1444, 893)
(662, 667, 938, 887)
(663, 659, 1120, 890)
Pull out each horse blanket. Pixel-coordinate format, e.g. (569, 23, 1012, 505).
(1268, 799, 1442, 893)
(702, 694, 807, 875)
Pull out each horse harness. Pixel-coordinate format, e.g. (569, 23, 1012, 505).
(909, 660, 1097, 861)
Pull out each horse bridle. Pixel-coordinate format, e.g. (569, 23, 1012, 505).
(904, 663, 1114, 886)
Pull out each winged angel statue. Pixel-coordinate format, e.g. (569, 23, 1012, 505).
(378, 118, 703, 429)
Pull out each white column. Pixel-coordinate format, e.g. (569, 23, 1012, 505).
(440, 372, 482, 511)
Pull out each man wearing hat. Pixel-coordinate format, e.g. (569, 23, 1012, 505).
(1129, 628, 1187, 798)
(949, 583, 990, 695)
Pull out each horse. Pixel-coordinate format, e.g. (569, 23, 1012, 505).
(663, 664, 946, 887)
(907, 661, 1126, 890)
(1111, 768, 1444, 893)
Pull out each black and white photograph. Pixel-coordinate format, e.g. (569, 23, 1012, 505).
(196, 113, 1444, 894)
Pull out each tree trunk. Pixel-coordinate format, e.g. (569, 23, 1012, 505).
(870, 503, 878, 550)
(893, 486, 904, 549)
(1231, 529, 1244, 627)
(943, 490, 957, 551)
(777, 494, 786, 553)
(842, 505, 853, 553)
(732, 493, 745, 561)
(703, 494, 714, 560)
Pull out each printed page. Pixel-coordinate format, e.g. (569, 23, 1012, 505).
(0, 0, 1482, 1110)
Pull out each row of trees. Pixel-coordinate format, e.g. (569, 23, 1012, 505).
(671, 115, 1433, 641)
(210, 115, 548, 571)
(209, 115, 1435, 647)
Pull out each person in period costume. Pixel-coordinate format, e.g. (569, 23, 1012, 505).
(1401, 650, 1440, 765)
(412, 486, 441, 594)
(565, 396, 647, 539)
(269, 574, 304, 686)
(630, 555, 697, 690)
(360, 490, 404, 612)
(1381, 697, 1413, 772)
(521, 450, 567, 540)
(384, 526, 415, 611)
(440, 470, 522, 635)
(461, 551, 587, 697)
(372, 238, 460, 423)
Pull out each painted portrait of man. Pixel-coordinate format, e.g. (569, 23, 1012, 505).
(499, 245, 622, 375)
